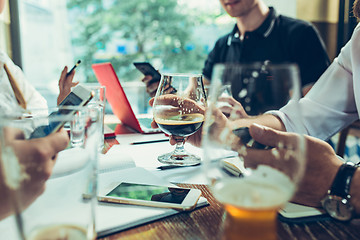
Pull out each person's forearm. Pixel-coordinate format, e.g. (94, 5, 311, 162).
(350, 168, 360, 215)
(0, 165, 12, 220)
(231, 114, 286, 131)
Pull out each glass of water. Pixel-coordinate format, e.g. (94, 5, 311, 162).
(83, 85, 106, 151)
(0, 105, 100, 240)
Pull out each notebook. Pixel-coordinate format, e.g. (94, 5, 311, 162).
(92, 62, 161, 134)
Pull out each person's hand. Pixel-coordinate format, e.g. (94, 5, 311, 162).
(244, 123, 342, 208)
(57, 66, 79, 105)
(218, 96, 249, 119)
(142, 75, 160, 97)
(0, 129, 69, 220)
(169, 128, 203, 147)
(149, 95, 206, 147)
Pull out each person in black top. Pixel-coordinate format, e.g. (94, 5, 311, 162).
(203, 0, 330, 96)
(143, 0, 330, 98)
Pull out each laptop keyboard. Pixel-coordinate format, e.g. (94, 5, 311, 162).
(138, 117, 153, 129)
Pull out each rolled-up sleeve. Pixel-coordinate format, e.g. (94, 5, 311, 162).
(270, 25, 360, 140)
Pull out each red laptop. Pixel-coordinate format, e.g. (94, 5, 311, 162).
(92, 62, 160, 134)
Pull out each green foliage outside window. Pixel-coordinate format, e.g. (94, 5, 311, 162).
(67, 0, 220, 83)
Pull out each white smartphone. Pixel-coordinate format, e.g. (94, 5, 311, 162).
(30, 85, 94, 138)
(278, 202, 327, 222)
(58, 84, 93, 108)
(98, 182, 202, 211)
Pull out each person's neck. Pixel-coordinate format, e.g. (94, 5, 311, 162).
(235, 2, 269, 37)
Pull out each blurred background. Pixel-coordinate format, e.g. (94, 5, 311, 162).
(0, 0, 357, 113)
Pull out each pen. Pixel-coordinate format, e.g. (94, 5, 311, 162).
(131, 139, 168, 145)
(66, 60, 81, 77)
(157, 163, 201, 170)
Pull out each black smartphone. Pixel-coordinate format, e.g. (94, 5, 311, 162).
(29, 85, 94, 139)
(133, 62, 161, 82)
(232, 127, 273, 149)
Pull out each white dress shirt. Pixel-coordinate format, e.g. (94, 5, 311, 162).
(273, 23, 360, 140)
(0, 49, 47, 114)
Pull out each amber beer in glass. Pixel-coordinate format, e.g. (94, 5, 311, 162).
(202, 63, 306, 240)
(213, 179, 291, 240)
(224, 204, 278, 240)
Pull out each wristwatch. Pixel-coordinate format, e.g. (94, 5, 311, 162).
(321, 161, 357, 221)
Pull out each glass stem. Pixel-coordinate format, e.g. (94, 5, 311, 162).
(172, 136, 187, 159)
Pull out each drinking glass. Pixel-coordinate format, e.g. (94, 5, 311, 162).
(202, 63, 306, 240)
(0, 106, 100, 240)
(70, 110, 86, 147)
(152, 73, 206, 166)
(81, 85, 106, 151)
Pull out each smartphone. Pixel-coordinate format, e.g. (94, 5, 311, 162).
(29, 85, 94, 139)
(232, 127, 273, 149)
(278, 202, 327, 223)
(98, 182, 202, 211)
(133, 62, 161, 82)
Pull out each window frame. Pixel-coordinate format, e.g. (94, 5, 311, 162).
(8, 0, 22, 68)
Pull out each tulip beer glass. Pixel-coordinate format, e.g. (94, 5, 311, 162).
(153, 73, 206, 166)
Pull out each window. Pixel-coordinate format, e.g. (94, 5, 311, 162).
(16, 0, 233, 112)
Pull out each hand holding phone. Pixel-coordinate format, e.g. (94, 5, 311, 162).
(98, 182, 201, 211)
(133, 62, 161, 83)
(30, 85, 94, 139)
(232, 127, 273, 149)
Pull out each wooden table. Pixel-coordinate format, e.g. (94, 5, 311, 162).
(97, 183, 360, 240)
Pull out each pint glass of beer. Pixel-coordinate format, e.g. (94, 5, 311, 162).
(0, 106, 101, 240)
(202, 63, 306, 240)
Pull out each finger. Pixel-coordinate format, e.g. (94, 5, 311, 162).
(151, 119, 158, 129)
(58, 66, 68, 88)
(147, 82, 159, 93)
(169, 136, 177, 145)
(227, 97, 241, 106)
(71, 82, 79, 88)
(67, 69, 76, 80)
(64, 70, 75, 87)
(149, 90, 157, 98)
(217, 96, 242, 107)
(249, 123, 299, 148)
(149, 97, 155, 106)
(218, 96, 234, 105)
(142, 75, 153, 83)
(150, 95, 181, 107)
(219, 105, 233, 116)
(43, 130, 69, 154)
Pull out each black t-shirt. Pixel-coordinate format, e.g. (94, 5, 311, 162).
(202, 7, 330, 88)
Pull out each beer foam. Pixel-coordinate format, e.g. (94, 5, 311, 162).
(155, 113, 204, 125)
(28, 224, 89, 240)
(213, 165, 295, 209)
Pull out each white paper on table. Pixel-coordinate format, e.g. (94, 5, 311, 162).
(96, 167, 208, 237)
(98, 145, 135, 173)
(115, 133, 168, 145)
(0, 167, 208, 239)
(53, 145, 136, 178)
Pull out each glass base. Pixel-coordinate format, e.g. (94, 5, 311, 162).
(157, 152, 201, 166)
